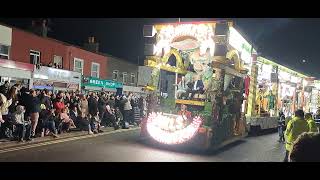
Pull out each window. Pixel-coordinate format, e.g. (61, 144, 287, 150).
(74, 58, 84, 74)
(130, 73, 135, 84)
(30, 50, 41, 65)
(122, 72, 127, 84)
(0, 44, 10, 59)
(112, 70, 119, 81)
(91, 62, 100, 78)
(53, 55, 63, 68)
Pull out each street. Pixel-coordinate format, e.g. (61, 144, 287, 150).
(0, 129, 286, 162)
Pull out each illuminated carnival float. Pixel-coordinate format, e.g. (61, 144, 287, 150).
(140, 20, 252, 151)
(245, 56, 316, 133)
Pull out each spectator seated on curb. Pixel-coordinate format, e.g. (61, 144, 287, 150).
(40, 108, 58, 138)
(89, 112, 103, 134)
(59, 108, 76, 133)
(12, 105, 32, 142)
(78, 112, 93, 135)
(289, 132, 320, 162)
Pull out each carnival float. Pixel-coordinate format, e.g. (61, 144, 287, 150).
(140, 20, 253, 151)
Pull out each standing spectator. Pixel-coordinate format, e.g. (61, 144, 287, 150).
(0, 96, 5, 138)
(132, 95, 140, 125)
(28, 89, 41, 138)
(64, 92, 71, 108)
(78, 94, 89, 116)
(305, 113, 318, 133)
(40, 89, 52, 110)
(54, 96, 65, 114)
(88, 92, 98, 118)
(0, 91, 13, 139)
(284, 109, 309, 162)
(7, 86, 19, 114)
(0, 81, 10, 95)
(107, 94, 116, 109)
(278, 111, 286, 142)
(12, 105, 32, 142)
(98, 92, 107, 124)
(123, 94, 133, 127)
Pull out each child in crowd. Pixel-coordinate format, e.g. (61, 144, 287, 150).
(12, 105, 32, 142)
(59, 108, 76, 133)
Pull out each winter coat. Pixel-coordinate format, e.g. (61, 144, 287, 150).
(98, 97, 107, 111)
(54, 101, 65, 114)
(88, 96, 98, 115)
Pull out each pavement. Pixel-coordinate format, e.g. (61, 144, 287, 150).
(0, 128, 286, 162)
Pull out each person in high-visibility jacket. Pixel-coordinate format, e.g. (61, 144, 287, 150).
(305, 113, 318, 133)
(284, 109, 309, 162)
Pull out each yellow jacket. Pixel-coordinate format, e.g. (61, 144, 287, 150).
(306, 117, 318, 133)
(285, 116, 309, 152)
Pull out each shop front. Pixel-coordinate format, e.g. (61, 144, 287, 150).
(82, 77, 123, 94)
(0, 58, 33, 88)
(32, 66, 81, 93)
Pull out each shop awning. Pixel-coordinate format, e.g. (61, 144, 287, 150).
(83, 86, 117, 92)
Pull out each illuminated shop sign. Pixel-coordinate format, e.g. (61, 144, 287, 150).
(83, 77, 123, 89)
(228, 27, 253, 64)
(33, 66, 81, 83)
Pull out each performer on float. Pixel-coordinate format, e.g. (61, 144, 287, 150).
(266, 90, 276, 116)
(186, 74, 205, 100)
(175, 76, 188, 99)
(178, 104, 192, 120)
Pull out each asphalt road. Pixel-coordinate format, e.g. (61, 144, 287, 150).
(0, 129, 285, 162)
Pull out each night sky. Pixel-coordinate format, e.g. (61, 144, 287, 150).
(1, 18, 319, 78)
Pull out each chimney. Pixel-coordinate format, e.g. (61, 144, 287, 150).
(84, 36, 99, 53)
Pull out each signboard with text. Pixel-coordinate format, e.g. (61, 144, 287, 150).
(83, 77, 123, 89)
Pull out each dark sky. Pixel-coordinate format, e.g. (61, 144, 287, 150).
(1, 18, 319, 78)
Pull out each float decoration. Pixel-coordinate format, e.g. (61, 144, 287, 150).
(146, 112, 203, 145)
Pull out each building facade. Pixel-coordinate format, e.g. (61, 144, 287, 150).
(0, 24, 34, 88)
(10, 26, 108, 80)
(105, 55, 144, 94)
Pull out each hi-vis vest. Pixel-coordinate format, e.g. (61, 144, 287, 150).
(285, 116, 309, 152)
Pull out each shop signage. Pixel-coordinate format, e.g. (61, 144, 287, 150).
(83, 77, 123, 89)
(33, 66, 81, 83)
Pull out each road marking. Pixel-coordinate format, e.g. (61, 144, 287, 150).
(0, 127, 140, 154)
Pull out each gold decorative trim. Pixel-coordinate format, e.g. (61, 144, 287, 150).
(175, 99, 205, 106)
